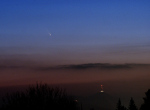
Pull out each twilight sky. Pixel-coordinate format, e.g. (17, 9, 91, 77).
(0, 0, 150, 64)
(0, 1, 150, 109)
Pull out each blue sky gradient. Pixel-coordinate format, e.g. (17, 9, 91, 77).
(0, 0, 150, 64)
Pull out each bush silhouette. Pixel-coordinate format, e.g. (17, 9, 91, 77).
(1, 83, 78, 110)
(116, 98, 127, 110)
(140, 89, 150, 110)
(128, 97, 138, 110)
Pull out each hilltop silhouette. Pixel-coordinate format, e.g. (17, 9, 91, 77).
(78, 92, 116, 110)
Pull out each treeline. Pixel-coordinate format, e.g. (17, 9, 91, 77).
(0, 83, 78, 110)
(116, 89, 150, 110)
(0, 83, 150, 110)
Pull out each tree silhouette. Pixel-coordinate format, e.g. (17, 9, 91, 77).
(116, 98, 127, 110)
(140, 89, 150, 110)
(128, 97, 138, 110)
(0, 83, 78, 110)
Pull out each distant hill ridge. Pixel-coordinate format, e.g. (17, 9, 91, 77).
(77, 92, 117, 110)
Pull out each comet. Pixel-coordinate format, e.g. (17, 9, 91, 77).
(49, 33, 51, 36)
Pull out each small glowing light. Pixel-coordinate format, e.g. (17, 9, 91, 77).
(100, 84, 104, 92)
(74, 100, 78, 102)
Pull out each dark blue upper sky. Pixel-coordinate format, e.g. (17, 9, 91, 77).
(0, 0, 150, 63)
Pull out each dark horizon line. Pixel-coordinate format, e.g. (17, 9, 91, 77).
(1, 62, 150, 70)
